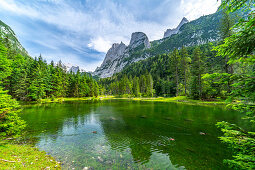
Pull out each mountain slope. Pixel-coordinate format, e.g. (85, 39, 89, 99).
(94, 10, 225, 78)
(0, 20, 28, 56)
(93, 32, 151, 78)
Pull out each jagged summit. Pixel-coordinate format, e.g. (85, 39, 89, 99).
(93, 10, 225, 79)
(93, 32, 151, 78)
(163, 17, 189, 38)
(101, 42, 127, 67)
(129, 32, 151, 49)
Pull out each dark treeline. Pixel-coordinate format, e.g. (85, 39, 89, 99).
(0, 39, 100, 101)
(99, 72, 154, 97)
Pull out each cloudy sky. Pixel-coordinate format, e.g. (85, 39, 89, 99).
(0, 0, 220, 71)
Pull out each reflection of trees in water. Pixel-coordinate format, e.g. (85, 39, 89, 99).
(21, 101, 101, 143)
(98, 102, 237, 169)
(21, 101, 244, 169)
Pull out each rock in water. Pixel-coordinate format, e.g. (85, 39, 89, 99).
(97, 156, 104, 163)
(199, 132, 206, 135)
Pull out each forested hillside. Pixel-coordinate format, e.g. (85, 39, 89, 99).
(0, 20, 28, 57)
(99, 43, 229, 98)
(0, 39, 100, 102)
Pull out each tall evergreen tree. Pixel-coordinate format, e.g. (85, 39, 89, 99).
(190, 47, 203, 99)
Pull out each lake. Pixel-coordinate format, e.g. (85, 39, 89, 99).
(20, 100, 246, 169)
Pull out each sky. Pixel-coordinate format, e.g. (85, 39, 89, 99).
(0, 0, 220, 71)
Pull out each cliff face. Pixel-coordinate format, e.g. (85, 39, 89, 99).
(93, 32, 151, 78)
(163, 17, 189, 38)
(101, 42, 127, 67)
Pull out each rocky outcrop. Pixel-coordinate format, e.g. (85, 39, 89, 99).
(93, 32, 151, 78)
(129, 32, 151, 50)
(101, 42, 126, 67)
(163, 17, 189, 38)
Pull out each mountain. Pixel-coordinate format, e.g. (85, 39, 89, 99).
(164, 17, 189, 38)
(57, 61, 86, 73)
(93, 10, 224, 78)
(0, 20, 28, 56)
(93, 32, 151, 78)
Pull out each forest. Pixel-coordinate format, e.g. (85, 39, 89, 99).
(0, 0, 254, 169)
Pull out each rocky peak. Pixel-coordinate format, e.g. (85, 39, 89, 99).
(178, 17, 188, 28)
(164, 17, 189, 38)
(69, 66, 80, 73)
(129, 32, 151, 50)
(101, 42, 126, 67)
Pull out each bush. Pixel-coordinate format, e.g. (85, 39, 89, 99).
(0, 87, 26, 138)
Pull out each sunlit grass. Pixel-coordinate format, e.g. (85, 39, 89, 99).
(37, 95, 226, 106)
(0, 141, 60, 169)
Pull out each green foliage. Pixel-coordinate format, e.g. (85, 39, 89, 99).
(214, 0, 255, 169)
(0, 39, 26, 138)
(0, 88, 26, 138)
(99, 72, 154, 97)
(101, 44, 226, 98)
(0, 41, 11, 81)
(190, 47, 204, 99)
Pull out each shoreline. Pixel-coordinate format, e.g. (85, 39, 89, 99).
(0, 140, 61, 169)
(23, 96, 228, 107)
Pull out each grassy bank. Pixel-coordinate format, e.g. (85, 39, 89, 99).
(33, 96, 227, 106)
(0, 140, 61, 169)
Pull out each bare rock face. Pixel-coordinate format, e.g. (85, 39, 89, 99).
(129, 32, 151, 50)
(164, 17, 189, 38)
(101, 42, 126, 67)
(93, 32, 151, 78)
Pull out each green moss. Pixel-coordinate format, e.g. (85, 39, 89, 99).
(0, 141, 60, 169)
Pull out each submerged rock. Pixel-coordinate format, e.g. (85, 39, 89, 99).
(110, 117, 116, 121)
(169, 138, 175, 141)
(97, 156, 104, 163)
(199, 132, 206, 135)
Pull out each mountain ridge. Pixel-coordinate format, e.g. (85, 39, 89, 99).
(93, 10, 224, 78)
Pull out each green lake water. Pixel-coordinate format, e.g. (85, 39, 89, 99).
(20, 100, 247, 169)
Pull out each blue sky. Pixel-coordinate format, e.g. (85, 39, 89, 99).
(0, 0, 220, 71)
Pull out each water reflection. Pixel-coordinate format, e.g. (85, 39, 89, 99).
(21, 100, 245, 169)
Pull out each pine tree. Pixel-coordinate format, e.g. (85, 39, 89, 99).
(133, 76, 140, 97)
(170, 49, 181, 96)
(190, 47, 203, 99)
(180, 47, 191, 95)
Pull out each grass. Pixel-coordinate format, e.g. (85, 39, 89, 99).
(0, 141, 61, 169)
(29, 95, 227, 106)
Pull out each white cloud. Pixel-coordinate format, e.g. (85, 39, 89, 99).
(88, 37, 112, 53)
(0, 0, 221, 71)
(0, 0, 39, 18)
(180, 0, 221, 21)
